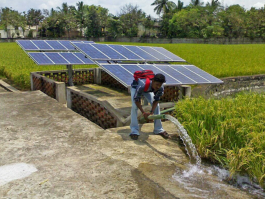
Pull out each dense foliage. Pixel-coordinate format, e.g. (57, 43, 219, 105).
(174, 93, 265, 188)
(1, 1, 265, 39)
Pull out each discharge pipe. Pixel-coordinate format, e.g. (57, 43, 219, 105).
(139, 107, 175, 123)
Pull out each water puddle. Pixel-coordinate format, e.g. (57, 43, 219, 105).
(172, 163, 265, 199)
(0, 163, 38, 186)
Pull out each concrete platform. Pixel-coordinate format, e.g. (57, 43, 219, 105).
(0, 91, 255, 198)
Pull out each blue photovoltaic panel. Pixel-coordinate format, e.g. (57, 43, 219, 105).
(28, 52, 94, 65)
(16, 40, 39, 50)
(109, 45, 144, 60)
(155, 65, 194, 84)
(60, 53, 83, 64)
(46, 40, 67, 50)
(153, 47, 186, 62)
(100, 64, 223, 87)
(28, 53, 53, 65)
(101, 65, 133, 86)
(58, 41, 76, 50)
(170, 65, 210, 83)
(74, 53, 95, 64)
(72, 43, 109, 60)
(138, 65, 177, 84)
(32, 40, 53, 50)
(45, 53, 69, 64)
(124, 46, 158, 61)
(121, 64, 144, 74)
(92, 44, 127, 60)
(181, 65, 223, 84)
(139, 46, 172, 61)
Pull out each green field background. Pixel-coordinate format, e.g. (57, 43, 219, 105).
(1, 42, 265, 89)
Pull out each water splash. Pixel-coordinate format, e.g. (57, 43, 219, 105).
(165, 115, 201, 166)
(172, 163, 265, 199)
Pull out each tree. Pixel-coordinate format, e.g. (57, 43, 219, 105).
(190, 0, 204, 7)
(84, 5, 102, 38)
(218, 4, 246, 37)
(76, 1, 86, 36)
(0, 7, 26, 38)
(151, 0, 177, 15)
(119, 4, 146, 37)
(106, 17, 123, 38)
(176, 0, 184, 12)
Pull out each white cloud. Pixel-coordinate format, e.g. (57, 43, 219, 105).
(253, 2, 265, 8)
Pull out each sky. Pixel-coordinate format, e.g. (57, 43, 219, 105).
(0, 0, 264, 17)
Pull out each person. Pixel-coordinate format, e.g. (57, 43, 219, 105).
(130, 73, 169, 140)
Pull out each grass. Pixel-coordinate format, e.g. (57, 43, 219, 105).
(174, 92, 265, 188)
(102, 42, 265, 78)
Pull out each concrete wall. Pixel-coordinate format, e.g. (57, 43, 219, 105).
(0, 25, 37, 39)
(192, 74, 265, 98)
(90, 37, 265, 44)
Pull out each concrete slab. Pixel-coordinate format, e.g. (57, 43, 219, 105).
(0, 91, 255, 198)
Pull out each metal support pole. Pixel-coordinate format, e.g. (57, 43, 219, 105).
(67, 65, 74, 86)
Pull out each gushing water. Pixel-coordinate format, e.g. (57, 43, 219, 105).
(165, 115, 201, 166)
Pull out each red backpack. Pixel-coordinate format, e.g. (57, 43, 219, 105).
(133, 70, 155, 92)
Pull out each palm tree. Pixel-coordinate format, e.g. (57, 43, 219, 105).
(176, 0, 184, 11)
(76, 1, 86, 36)
(190, 0, 204, 7)
(151, 0, 177, 15)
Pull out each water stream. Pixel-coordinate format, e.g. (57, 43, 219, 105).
(165, 114, 201, 166)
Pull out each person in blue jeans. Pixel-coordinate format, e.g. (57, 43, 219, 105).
(130, 73, 169, 140)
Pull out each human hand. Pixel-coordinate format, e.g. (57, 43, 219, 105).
(143, 112, 151, 121)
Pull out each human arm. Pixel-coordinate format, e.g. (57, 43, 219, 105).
(135, 101, 150, 120)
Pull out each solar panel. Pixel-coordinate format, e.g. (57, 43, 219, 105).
(17, 40, 95, 51)
(57, 41, 76, 50)
(100, 64, 223, 87)
(73, 43, 186, 62)
(46, 40, 67, 50)
(153, 47, 185, 62)
(60, 53, 83, 64)
(108, 45, 144, 61)
(73, 43, 110, 60)
(45, 53, 69, 64)
(32, 40, 53, 50)
(74, 53, 95, 64)
(28, 52, 94, 65)
(124, 45, 158, 61)
(92, 44, 127, 60)
(28, 53, 54, 65)
(138, 46, 172, 61)
(16, 40, 39, 50)
(101, 64, 133, 86)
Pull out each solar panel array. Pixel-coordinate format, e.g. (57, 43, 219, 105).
(72, 43, 186, 62)
(16, 40, 222, 87)
(100, 64, 223, 87)
(28, 52, 95, 65)
(16, 40, 94, 51)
